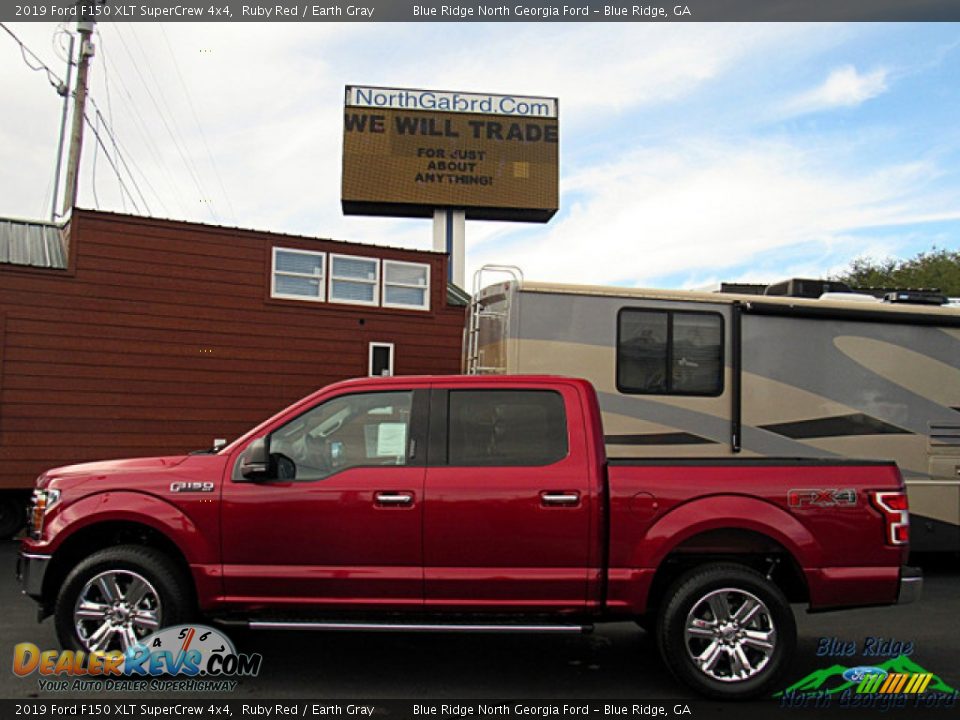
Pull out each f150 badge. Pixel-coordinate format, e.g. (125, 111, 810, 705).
(170, 481, 215, 493)
(788, 488, 857, 508)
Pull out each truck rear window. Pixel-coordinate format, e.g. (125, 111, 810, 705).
(447, 390, 568, 466)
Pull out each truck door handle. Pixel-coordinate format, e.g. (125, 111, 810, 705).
(375, 491, 414, 506)
(540, 492, 581, 507)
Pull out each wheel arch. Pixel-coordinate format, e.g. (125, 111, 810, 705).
(41, 506, 201, 617)
(644, 527, 809, 622)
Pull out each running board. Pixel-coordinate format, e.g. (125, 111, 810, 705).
(246, 621, 591, 634)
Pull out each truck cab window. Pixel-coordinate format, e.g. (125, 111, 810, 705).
(447, 390, 568, 466)
(617, 309, 723, 396)
(267, 391, 413, 481)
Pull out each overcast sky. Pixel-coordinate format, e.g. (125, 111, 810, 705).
(2, 21, 959, 289)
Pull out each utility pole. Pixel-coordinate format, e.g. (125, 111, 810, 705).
(50, 32, 75, 221)
(61, 16, 96, 218)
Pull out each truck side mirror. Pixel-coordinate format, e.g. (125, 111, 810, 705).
(239, 437, 269, 480)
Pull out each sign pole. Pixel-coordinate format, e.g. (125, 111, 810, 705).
(432, 209, 466, 288)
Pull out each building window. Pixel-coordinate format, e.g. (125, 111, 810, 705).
(617, 309, 724, 396)
(447, 390, 569, 466)
(383, 260, 430, 311)
(329, 254, 379, 306)
(272, 247, 325, 301)
(369, 342, 394, 377)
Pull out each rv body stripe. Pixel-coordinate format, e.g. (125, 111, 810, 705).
(744, 301, 960, 328)
(598, 391, 839, 460)
(759, 413, 912, 440)
(604, 432, 718, 446)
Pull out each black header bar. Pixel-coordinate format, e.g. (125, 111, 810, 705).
(5, 0, 960, 22)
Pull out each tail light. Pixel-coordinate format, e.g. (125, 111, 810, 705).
(870, 491, 909, 546)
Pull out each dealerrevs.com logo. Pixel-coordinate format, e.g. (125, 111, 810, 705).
(13, 624, 262, 692)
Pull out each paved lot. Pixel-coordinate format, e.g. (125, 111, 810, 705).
(2, 541, 957, 700)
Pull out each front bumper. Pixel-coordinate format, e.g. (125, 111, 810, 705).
(897, 565, 922, 604)
(15, 551, 51, 600)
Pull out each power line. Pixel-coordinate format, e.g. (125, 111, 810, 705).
(5, 22, 164, 219)
(88, 97, 168, 217)
(158, 23, 237, 225)
(96, 30, 187, 217)
(113, 24, 217, 222)
(87, 99, 154, 214)
(0, 22, 66, 92)
(95, 28, 124, 211)
(91, 108, 101, 209)
(83, 109, 144, 214)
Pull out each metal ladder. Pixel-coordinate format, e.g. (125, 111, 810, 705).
(465, 264, 523, 375)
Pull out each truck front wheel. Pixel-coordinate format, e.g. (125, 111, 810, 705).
(54, 545, 194, 653)
(655, 563, 796, 700)
(0, 494, 26, 539)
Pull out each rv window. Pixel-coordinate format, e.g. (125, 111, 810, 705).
(617, 309, 723, 396)
(447, 390, 568, 466)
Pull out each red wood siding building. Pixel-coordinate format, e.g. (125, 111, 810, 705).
(0, 209, 466, 497)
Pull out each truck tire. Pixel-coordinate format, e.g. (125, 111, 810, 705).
(655, 563, 796, 700)
(0, 494, 26, 540)
(54, 545, 194, 653)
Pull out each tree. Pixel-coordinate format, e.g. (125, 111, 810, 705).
(832, 247, 960, 296)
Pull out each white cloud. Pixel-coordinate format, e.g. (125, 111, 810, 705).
(466, 139, 960, 288)
(2, 22, 955, 295)
(782, 65, 889, 116)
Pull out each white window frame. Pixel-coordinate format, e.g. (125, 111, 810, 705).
(368, 342, 395, 377)
(329, 253, 380, 307)
(271, 247, 326, 302)
(382, 260, 431, 311)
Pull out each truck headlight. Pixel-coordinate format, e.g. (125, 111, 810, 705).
(29, 488, 60, 539)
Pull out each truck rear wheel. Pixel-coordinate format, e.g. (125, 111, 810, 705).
(655, 563, 796, 700)
(54, 545, 194, 653)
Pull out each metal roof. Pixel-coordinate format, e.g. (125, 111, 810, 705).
(510, 280, 960, 319)
(446, 283, 470, 307)
(0, 218, 67, 269)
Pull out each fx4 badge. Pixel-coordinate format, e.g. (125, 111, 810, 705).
(170, 481, 215, 493)
(788, 488, 857, 508)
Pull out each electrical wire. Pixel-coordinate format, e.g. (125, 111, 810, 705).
(95, 28, 125, 212)
(83, 110, 143, 214)
(87, 98, 154, 215)
(158, 23, 238, 225)
(4, 22, 159, 219)
(52, 23, 72, 64)
(95, 30, 183, 217)
(91, 108, 101, 209)
(0, 22, 66, 92)
(113, 24, 217, 222)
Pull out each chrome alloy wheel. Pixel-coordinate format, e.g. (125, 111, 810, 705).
(683, 587, 777, 683)
(74, 570, 162, 652)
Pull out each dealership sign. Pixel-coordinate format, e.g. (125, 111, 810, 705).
(341, 85, 559, 222)
(345, 86, 557, 118)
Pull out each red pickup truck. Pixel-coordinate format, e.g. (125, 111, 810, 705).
(17, 375, 920, 699)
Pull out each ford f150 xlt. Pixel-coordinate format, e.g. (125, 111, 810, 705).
(17, 375, 921, 698)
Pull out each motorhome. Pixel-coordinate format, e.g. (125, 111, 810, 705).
(465, 269, 960, 553)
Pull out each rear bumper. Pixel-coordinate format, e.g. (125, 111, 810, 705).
(897, 565, 922, 605)
(15, 551, 51, 600)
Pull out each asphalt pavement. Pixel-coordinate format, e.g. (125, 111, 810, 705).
(2, 541, 957, 701)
